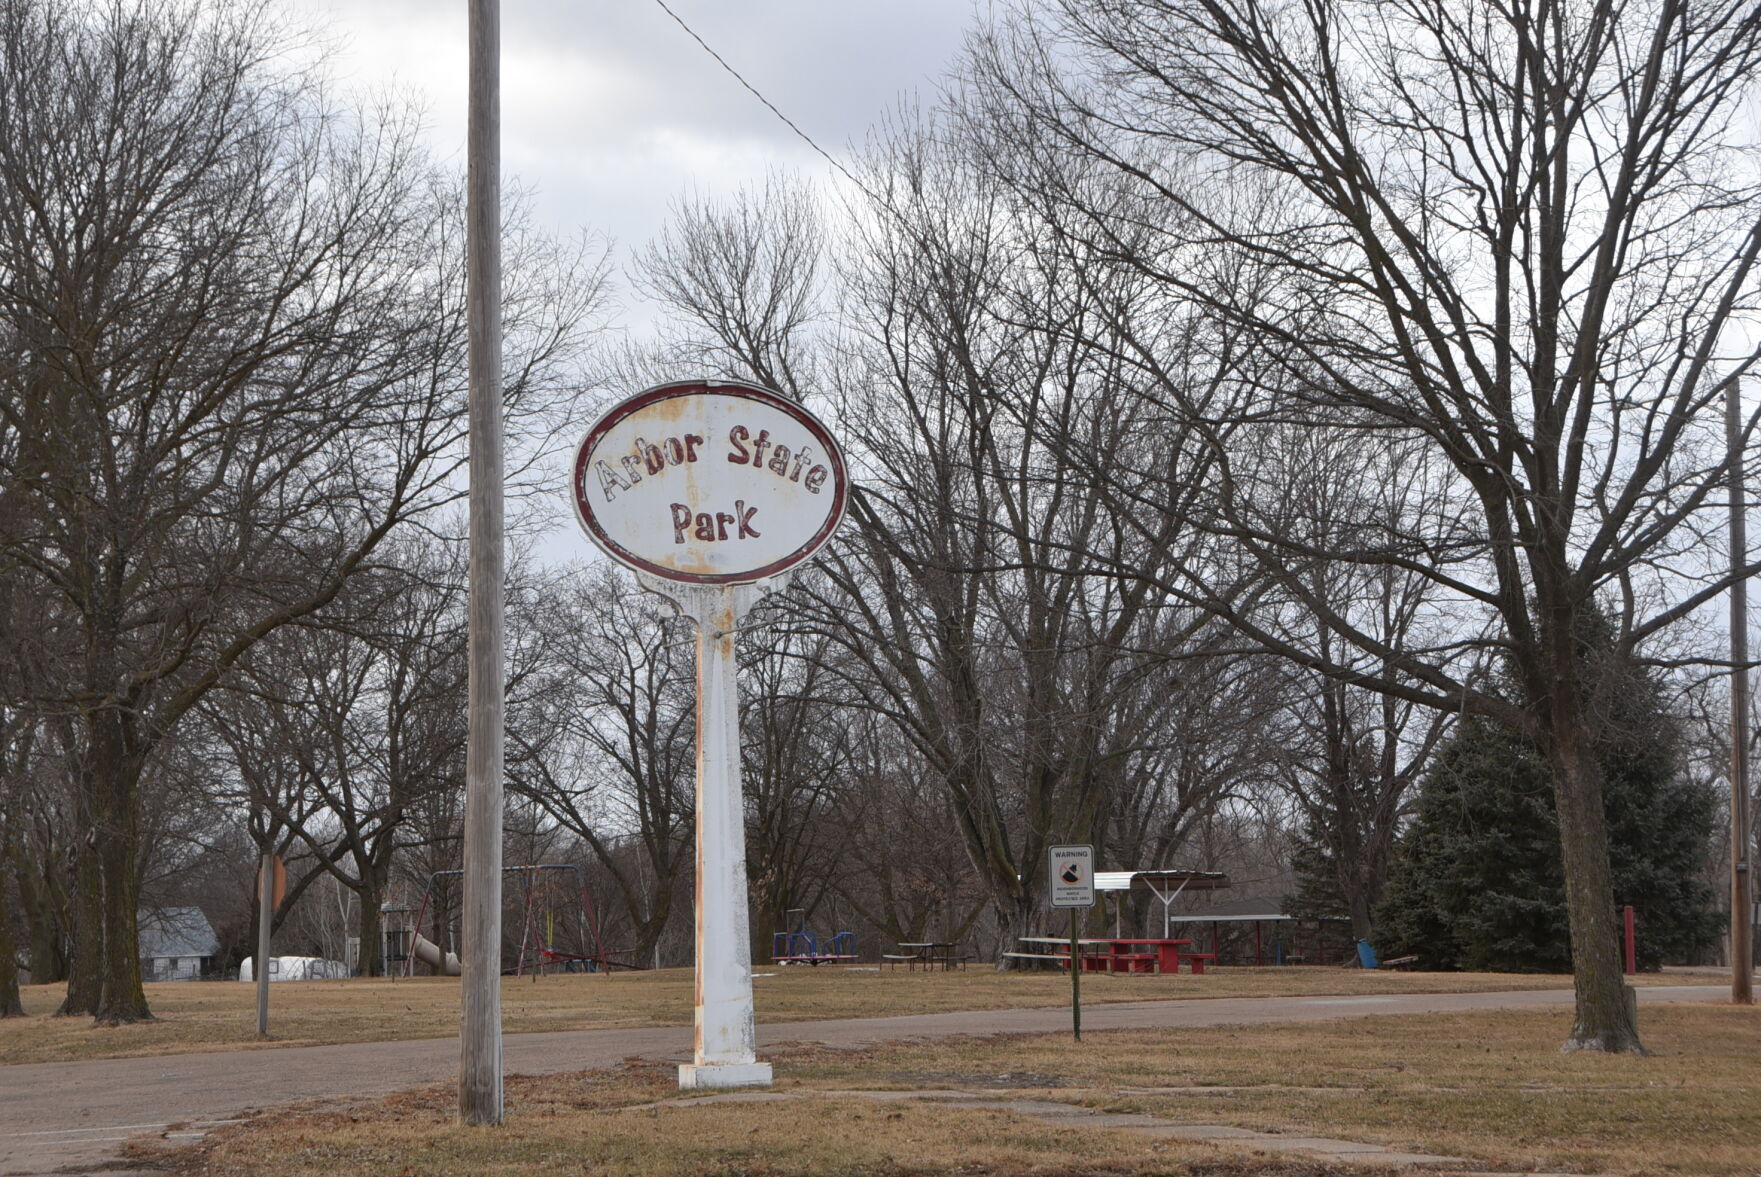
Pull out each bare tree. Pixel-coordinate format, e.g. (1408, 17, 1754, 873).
(738, 620, 856, 961)
(964, 0, 1761, 1049)
(215, 537, 470, 976)
(0, 708, 30, 1015)
(1102, 639, 1283, 932)
(831, 711, 991, 949)
(1251, 432, 1460, 938)
(197, 649, 362, 965)
(626, 143, 1259, 960)
(812, 123, 1258, 954)
(508, 563, 697, 966)
(0, 0, 601, 1020)
(633, 175, 825, 398)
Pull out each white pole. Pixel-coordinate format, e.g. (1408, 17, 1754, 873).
(678, 584, 770, 1090)
(459, 0, 505, 1124)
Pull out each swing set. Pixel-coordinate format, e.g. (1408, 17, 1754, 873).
(404, 864, 638, 977)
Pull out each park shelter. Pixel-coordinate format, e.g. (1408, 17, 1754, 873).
(139, 907, 219, 981)
(1162, 896, 1353, 965)
(1094, 869, 1230, 937)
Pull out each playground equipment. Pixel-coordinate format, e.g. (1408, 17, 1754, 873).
(403, 864, 636, 978)
(413, 931, 462, 975)
(383, 900, 462, 975)
(770, 908, 858, 966)
(381, 903, 415, 975)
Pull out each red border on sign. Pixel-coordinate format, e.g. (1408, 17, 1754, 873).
(571, 380, 849, 586)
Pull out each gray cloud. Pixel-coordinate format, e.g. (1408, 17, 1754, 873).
(298, 0, 977, 250)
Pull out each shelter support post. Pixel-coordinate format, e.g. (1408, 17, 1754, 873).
(1140, 875, 1192, 940)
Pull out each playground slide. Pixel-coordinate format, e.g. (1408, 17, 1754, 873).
(412, 932, 462, 976)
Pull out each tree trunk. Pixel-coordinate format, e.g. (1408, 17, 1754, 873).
(994, 892, 1037, 971)
(356, 877, 386, 977)
(0, 945, 21, 1017)
(1346, 892, 1374, 944)
(91, 743, 151, 1024)
(633, 877, 675, 970)
(751, 878, 795, 965)
(0, 861, 23, 1017)
(1547, 699, 1642, 1053)
(56, 833, 101, 1017)
(14, 838, 66, 985)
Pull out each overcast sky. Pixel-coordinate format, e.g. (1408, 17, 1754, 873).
(283, 1, 980, 552)
(293, 0, 978, 270)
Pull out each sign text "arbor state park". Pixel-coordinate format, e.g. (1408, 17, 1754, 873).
(572, 381, 848, 586)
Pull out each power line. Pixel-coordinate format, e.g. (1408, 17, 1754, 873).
(648, 0, 870, 196)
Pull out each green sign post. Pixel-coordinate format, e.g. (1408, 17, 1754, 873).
(1048, 845, 1094, 1041)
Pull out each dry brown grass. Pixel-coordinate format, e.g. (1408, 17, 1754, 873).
(154, 1056, 1347, 1177)
(0, 964, 1716, 1067)
(781, 1001, 1761, 1176)
(149, 1001, 1757, 1177)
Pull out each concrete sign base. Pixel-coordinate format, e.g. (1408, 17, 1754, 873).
(678, 1062, 776, 1090)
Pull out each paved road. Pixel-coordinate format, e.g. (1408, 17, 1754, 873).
(0, 984, 1728, 1177)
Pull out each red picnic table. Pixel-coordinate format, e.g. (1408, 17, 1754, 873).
(1013, 937, 1214, 974)
(1103, 938, 1213, 974)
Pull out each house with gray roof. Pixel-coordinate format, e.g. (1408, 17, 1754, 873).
(138, 907, 219, 981)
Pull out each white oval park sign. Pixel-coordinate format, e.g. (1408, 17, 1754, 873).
(572, 380, 848, 585)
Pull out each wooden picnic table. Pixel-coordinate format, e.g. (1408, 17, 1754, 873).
(1012, 937, 1114, 972)
(885, 941, 963, 971)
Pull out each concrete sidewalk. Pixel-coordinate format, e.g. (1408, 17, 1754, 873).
(0, 983, 1726, 1177)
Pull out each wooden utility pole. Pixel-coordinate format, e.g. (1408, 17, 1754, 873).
(255, 852, 273, 1037)
(459, 0, 505, 1124)
(1730, 376, 1754, 1005)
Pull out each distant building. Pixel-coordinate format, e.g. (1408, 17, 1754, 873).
(237, 955, 350, 982)
(139, 907, 219, 981)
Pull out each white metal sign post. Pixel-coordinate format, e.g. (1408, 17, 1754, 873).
(1049, 845, 1094, 1042)
(573, 380, 847, 1090)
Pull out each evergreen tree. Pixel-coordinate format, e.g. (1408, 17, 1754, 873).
(1375, 622, 1720, 972)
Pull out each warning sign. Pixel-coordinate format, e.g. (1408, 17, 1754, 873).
(1048, 845, 1095, 908)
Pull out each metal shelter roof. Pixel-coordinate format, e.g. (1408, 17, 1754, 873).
(1093, 869, 1230, 893)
